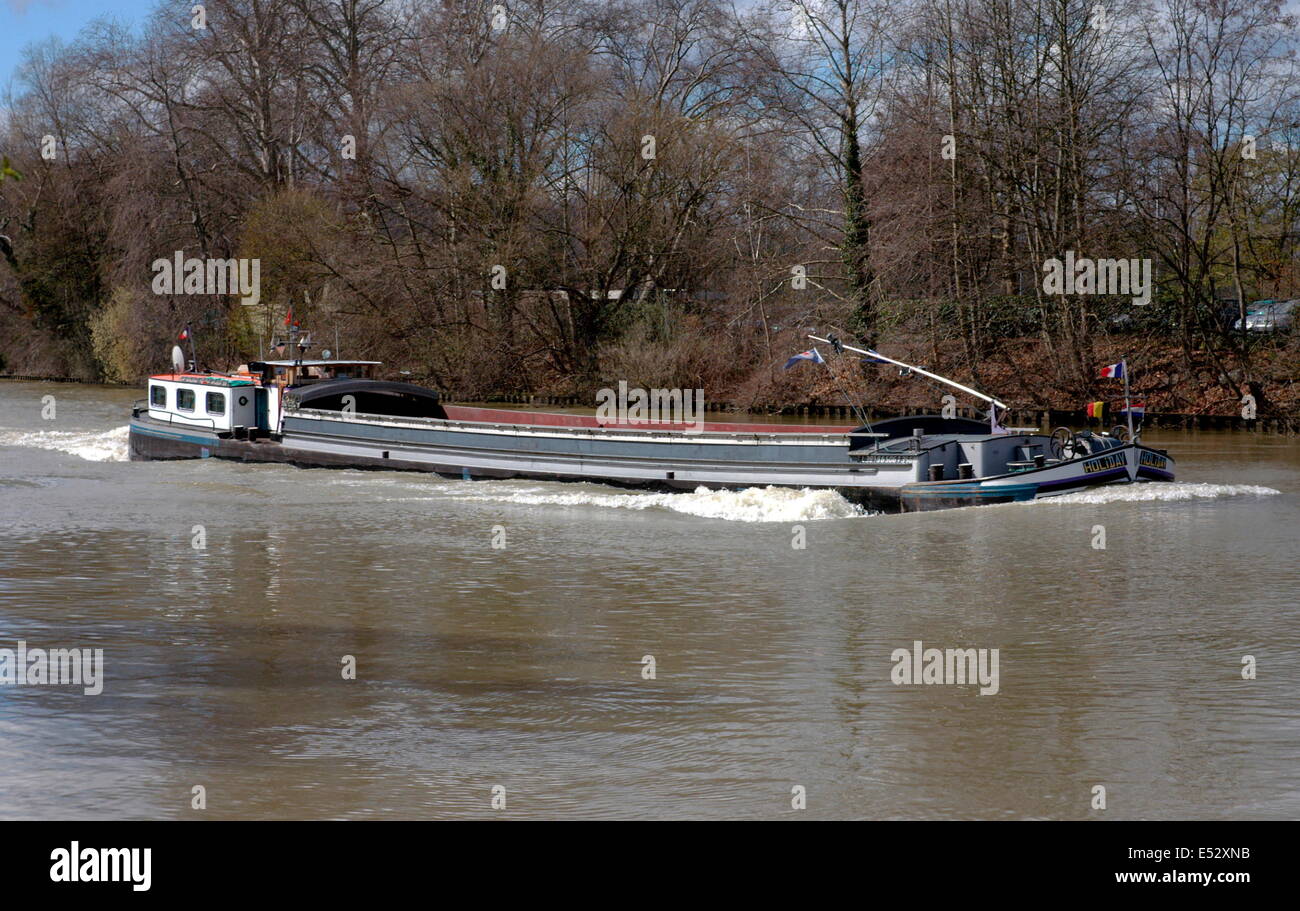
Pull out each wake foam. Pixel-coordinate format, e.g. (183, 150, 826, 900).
(454, 484, 870, 522)
(1040, 482, 1280, 505)
(0, 426, 129, 462)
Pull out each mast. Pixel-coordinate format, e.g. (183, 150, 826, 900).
(185, 324, 198, 373)
(1122, 356, 1135, 440)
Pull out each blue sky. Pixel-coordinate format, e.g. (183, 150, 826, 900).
(1, 0, 158, 86)
(3, 0, 1299, 91)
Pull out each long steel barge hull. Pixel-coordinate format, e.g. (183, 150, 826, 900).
(129, 410, 1174, 512)
(129, 412, 918, 511)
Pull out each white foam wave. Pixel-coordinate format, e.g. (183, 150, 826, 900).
(0, 426, 129, 462)
(1040, 482, 1280, 505)
(454, 484, 870, 522)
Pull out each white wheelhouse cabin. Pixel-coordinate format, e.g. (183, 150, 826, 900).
(146, 374, 258, 432)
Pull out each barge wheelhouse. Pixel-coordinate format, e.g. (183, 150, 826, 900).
(129, 359, 387, 462)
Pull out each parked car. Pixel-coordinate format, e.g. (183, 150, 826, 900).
(1234, 299, 1298, 332)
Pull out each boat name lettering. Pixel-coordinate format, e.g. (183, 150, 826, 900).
(1139, 451, 1167, 470)
(1083, 453, 1126, 474)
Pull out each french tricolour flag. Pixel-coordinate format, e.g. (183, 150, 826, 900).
(1098, 361, 1125, 379)
(1121, 402, 1145, 416)
(784, 347, 826, 370)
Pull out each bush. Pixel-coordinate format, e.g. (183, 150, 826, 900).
(89, 287, 148, 382)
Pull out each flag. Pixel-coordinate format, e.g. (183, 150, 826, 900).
(861, 352, 891, 364)
(784, 347, 825, 370)
(1086, 401, 1105, 419)
(1098, 361, 1125, 379)
(178, 327, 189, 342)
(284, 307, 298, 328)
(1121, 402, 1145, 416)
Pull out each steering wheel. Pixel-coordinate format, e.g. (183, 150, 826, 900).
(1049, 427, 1074, 459)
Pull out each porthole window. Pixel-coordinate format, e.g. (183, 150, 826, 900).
(150, 385, 166, 407)
(238, 395, 249, 407)
(177, 388, 195, 411)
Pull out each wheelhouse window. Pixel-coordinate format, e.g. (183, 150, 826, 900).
(176, 388, 195, 411)
(206, 391, 226, 415)
(150, 385, 166, 407)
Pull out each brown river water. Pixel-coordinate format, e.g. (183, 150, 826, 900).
(0, 380, 1296, 819)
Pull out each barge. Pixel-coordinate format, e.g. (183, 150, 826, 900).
(128, 342, 1175, 512)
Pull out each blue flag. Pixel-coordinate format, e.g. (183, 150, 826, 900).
(784, 348, 826, 370)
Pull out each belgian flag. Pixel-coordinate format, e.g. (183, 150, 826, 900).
(1086, 401, 1105, 419)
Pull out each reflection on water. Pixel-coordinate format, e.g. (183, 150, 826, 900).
(0, 381, 1297, 819)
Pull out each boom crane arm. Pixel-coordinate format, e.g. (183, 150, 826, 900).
(808, 335, 1008, 411)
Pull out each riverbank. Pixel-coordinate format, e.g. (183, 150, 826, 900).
(461, 391, 1300, 435)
